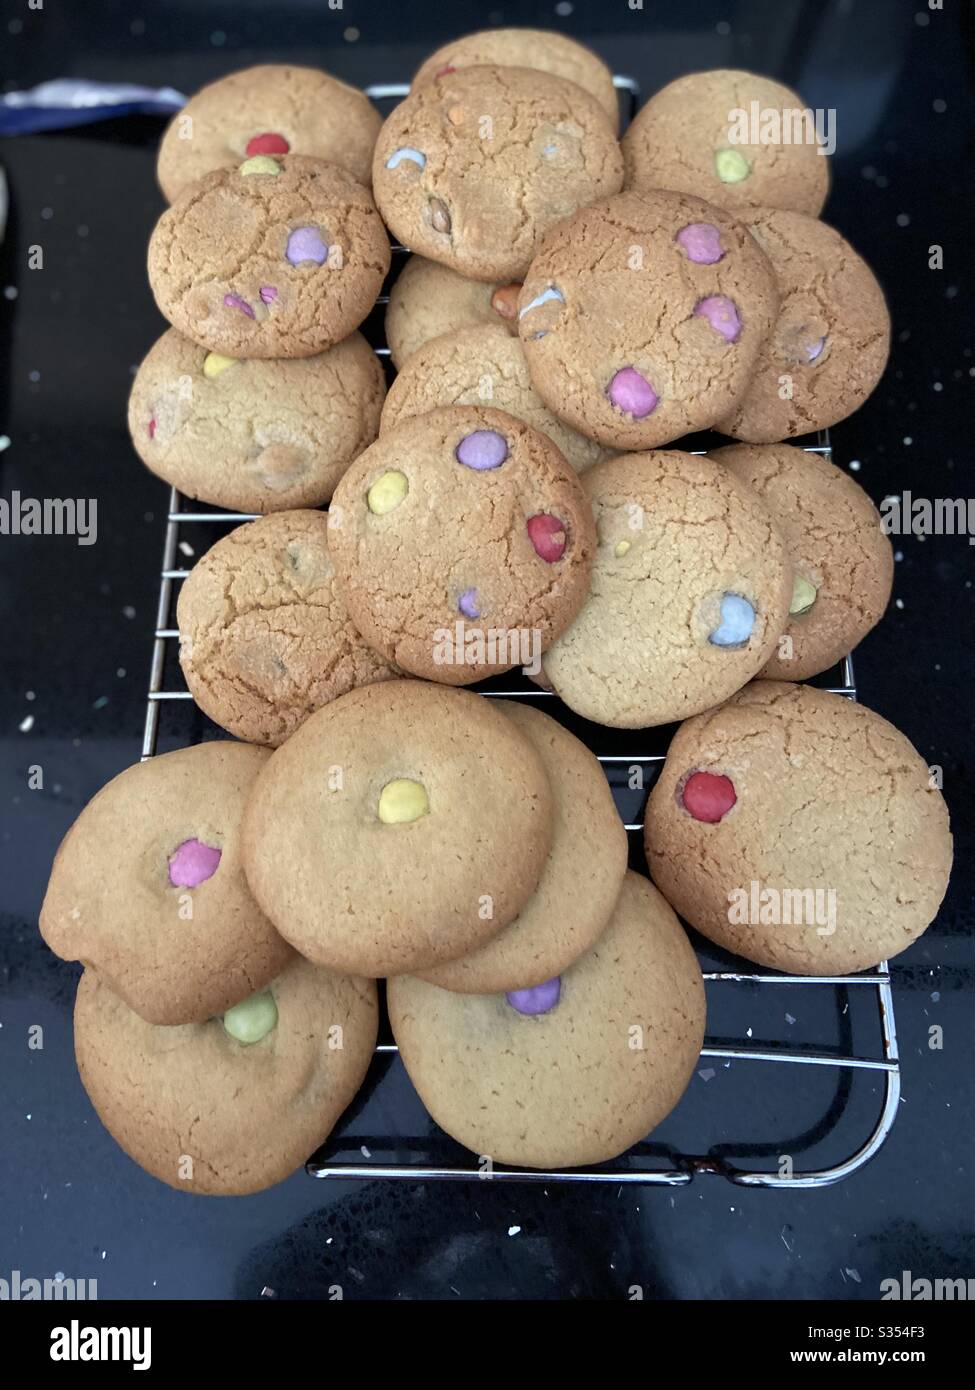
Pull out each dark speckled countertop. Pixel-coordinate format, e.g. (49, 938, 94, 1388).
(1, 0, 973, 1300)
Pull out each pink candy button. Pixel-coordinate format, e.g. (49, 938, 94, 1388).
(606, 367, 658, 418)
(167, 838, 222, 888)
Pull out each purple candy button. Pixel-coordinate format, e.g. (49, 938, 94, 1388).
(259, 285, 278, 303)
(168, 838, 221, 888)
(455, 429, 508, 471)
(506, 977, 561, 1016)
(458, 587, 480, 619)
(676, 222, 725, 264)
(286, 226, 328, 266)
(224, 293, 255, 319)
(806, 335, 826, 362)
(694, 295, 742, 343)
(606, 367, 657, 418)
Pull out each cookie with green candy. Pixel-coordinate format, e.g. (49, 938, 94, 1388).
(74, 958, 378, 1195)
(622, 69, 830, 216)
(713, 442, 894, 679)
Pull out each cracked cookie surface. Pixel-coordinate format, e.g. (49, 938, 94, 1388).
(129, 328, 385, 511)
(388, 871, 705, 1169)
(717, 208, 890, 441)
(412, 27, 619, 133)
(74, 957, 377, 1195)
(372, 64, 623, 282)
(177, 510, 400, 747)
(645, 682, 953, 975)
(148, 154, 390, 358)
(381, 324, 610, 474)
(542, 450, 793, 728)
(157, 64, 382, 203)
(713, 443, 894, 679)
(622, 69, 830, 215)
(241, 680, 555, 977)
(518, 189, 778, 449)
(327, 405, 596, 684)
(40, 743, 294, 1025)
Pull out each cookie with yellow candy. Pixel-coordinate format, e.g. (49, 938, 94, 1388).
(156, 63, 382, 203)
(241, 680, 555, 977)
(74, 957, 378, 1195)
(128, 327, 385, 512)
(712, 443, 894, 679)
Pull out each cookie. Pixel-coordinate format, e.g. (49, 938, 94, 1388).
(177, 511, 400, 747)
(327, 406, 596, 684)
(372, 65, 623, 282)
(128, 328, 385, 511)
(645, 682, 952, 975)
(713, 443, 894, 679)
(381, 324, 609, 474)
(241, 680, 556, 977)
(717, 208, 891, 441)
(40, 743, 293, 1025)
(542, 451, 792, 728)
(418, 702, 627, 993)
(74, 958, 378, 1195)
(412, 28, 619, 133)
(385, 255, 520, 370)
(517, 189, 778, 449)
(147, 154, 390, 359)
(157, 64, 382, 203)
(388, 871, 705, 1169)
(622, 69, 830, 215)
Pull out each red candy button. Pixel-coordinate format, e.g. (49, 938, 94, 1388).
(246, 132, 290, 156)
(148, 418, 157, 439)
(527, 513, 567, 563)
(435, 65, 456, 77)
(681, 770, 737, 823)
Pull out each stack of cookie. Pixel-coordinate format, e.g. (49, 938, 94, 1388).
(40, 32, 953, 1196)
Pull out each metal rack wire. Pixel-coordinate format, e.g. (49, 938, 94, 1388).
(138, 75, 900, 1189)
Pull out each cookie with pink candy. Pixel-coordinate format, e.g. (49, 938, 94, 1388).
(517, 188, 778, 449)
(40, 743, 294, 1025)
(147, 154, 390, 358)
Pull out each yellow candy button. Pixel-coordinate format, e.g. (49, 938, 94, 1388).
(367, 470, 409, 515)
(614, 540, 631, 558)
(714, 148, 751, 183)
(790, 575, 818, 615)
(378, 778, 429, 825)
(203, 352, 237, 379)
(240, 155, 282, 177)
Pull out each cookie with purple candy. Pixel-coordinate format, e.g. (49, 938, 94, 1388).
(327, 406, 596, 685)
(40, 743, 293, 1025)
(388, 871, 706, 1169)
(517, 189, 778, 449)
(147, 155, 390, 358)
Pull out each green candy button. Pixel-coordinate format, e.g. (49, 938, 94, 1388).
(223, 991, 278, 1044)
(715, 148, 751, 184)
(790, 575, 818, 616)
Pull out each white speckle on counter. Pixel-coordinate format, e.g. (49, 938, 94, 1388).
(0, 434, 10, 451)
(508, 1225, 521, 1237)
(360, 1145, 371, 1158)
(849, 459, 861, 471)
(785, 1013, 796, 1025)
(932, 991, 941, 1002)
(698, 1067, 716, 1082)
(123, 605, 136, 620)
(896, 598, 905, 609)
(844, 1267, 862, 1283)
(896, 213, 910, 227)
(895, 550, 904, 562)
(19, 715, 33, 733)
(903, 436, 913, 446)
(178, 541, 194, 557)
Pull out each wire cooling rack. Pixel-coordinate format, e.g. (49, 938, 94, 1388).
(138, 77, 899, 1188)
